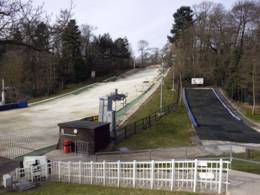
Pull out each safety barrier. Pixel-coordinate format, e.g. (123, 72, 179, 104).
(182, 88, 199, 127)
(0, 100, 28, 112)
(212, 88, 241, 121)
(12, 159, 230, 194)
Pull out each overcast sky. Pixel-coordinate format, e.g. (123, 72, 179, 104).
(34, 0, 238, 55)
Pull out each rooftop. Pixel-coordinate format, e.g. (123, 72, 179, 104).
(58, 120, 109, 130)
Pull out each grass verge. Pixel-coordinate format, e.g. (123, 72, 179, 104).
(2, 183, 196, 195)
(231, 150, 260, 174)
(233, 102, 260, 123)
(117, 69, 193, 150)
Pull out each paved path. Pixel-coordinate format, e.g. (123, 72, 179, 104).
(229, 170, 260, 195)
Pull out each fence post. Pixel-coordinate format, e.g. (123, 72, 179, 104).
(90, 161, 93, 184)
(117, 160, 121, 187)
(229, 145, 233, 162)
(31, 166, 33, 182)
(133, 160, 136, 188)
(68, 161, 71, 183)
(124, 127, 127, 139)
(148, 116, 151, 127)
(45, 163, 49, 181)
(218, 159, 223, 194)
(150, 160, 155, 189)
(103, 161, 106, 186)
(193, 159, 198, 192)
(79, 161, 82, 184)
(58, 161, 61, 182)
(171, 159, 175, 191)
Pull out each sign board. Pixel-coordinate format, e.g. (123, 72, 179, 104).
(198, 161, 208, 167)
(199, 172, 215, 180)
(191, 78, 204, 85)
(91, 71, 96, 79)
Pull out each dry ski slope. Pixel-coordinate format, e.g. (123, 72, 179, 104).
(186, 88, 260, 143)
(0, 66, 160, 157)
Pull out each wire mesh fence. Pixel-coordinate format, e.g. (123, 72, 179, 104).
(12, 159, 230, 194)
(0, 135, 57, 159)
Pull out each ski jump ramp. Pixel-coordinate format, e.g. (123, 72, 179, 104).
(184, 88, 260, 143)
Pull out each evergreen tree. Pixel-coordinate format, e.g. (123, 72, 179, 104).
(61, 19, 85, 84)
(168, 6, 193, 43)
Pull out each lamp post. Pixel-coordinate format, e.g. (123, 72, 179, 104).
(1, 79, 5, 105)
(160, 60, 165, 113)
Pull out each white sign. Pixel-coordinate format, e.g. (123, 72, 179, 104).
(91, 71, 96, 79)
(191, 78, 204, 85)
(199, 172, 215, 180)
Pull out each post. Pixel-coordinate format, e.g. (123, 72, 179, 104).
(133, 160, 136, 188)
(79, 161, 82, 184)
(218, 159, 223, 194)
(229, 145, 233, 162)
(134, 122, 137, 134)
(171, 160, 175, 191)
(160, 62, 164, 113)
(193, 159, 198, 192)
(31, 166, 33, 182)
(150, 160, 155, 189)
(68, 161, 71, 183)
(103, 161, 106, 186)
(58, 161, 61, 182)
(124, 127, 127, 139)
(1, 78, 5, 105)
(45, 163, 49, 180)
(117, 160, 121, 187)
(172, 68, 175, 91)
(90, 161, 93, 184)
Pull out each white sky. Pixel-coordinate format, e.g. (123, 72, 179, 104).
(34, 0, 238, 56)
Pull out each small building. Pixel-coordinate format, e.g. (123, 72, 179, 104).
(57, 120, 110, 154)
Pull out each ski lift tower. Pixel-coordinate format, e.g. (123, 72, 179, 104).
(99, 89, 127, 139)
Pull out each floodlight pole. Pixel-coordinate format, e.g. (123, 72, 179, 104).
(1, 78, 5, 105)
(172, 68, 175, 91)
(160, 62, 164, 113)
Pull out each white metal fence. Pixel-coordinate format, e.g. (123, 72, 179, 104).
(12, 159, 230, 194)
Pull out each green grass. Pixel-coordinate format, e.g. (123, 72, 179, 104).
(232, 160, 260, 174)
(125, 70, 176, 124)
(233, 102, 260, 123)
(117, 70, 193, 150)
(241, 107, 260, 123)
(118, 106, 193, 150)
(231, 150, 260, 174)
(2, 183, 195, 195)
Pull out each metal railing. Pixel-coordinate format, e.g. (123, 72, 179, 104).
(92, 143, 260, 165)
(116, 103, 177, 142)
(12, 159, 230, 194)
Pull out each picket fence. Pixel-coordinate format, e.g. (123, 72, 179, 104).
(12, 159, 230, 194)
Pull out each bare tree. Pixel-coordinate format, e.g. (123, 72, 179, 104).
(138, 40, 149, 66)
